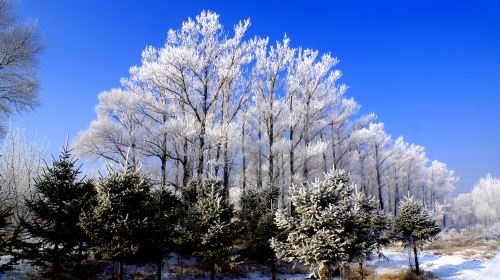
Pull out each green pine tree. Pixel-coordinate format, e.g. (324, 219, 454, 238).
(22, 147, 96, 276)
(0, 200, 18, 273)
(344, 192, 388, 280)
(80, 168, 151, 280)
(392, 196, 440, 275)
(271, 169, 355, 280)
(144, 186, 182, 280)
(178, 176, 239, 280)
(237, 185, 279, 278)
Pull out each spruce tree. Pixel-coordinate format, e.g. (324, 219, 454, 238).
(344, 192, 388, 280)
(237, 185, 279, 278)
(144, 187, 181, 280)
(22, 147, 96, 276)
(392, 196, 440, 275)
(271, 169, 354, 280)
(0, 201, 16, 273)
(80, 168, 151, 280)
(178, 176, 239, 280)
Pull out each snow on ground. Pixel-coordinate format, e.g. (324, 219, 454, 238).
(2, 250, 500, 279)
(370, 249, 500, 280)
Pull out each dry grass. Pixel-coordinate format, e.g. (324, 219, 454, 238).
(425, 238, 500, 260)
(373, 269, 434, 280)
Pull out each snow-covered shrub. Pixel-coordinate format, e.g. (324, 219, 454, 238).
(392, 196, 440, 275)
(271, 169, 388, 280)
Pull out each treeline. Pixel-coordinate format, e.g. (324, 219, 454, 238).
(76, 11, 457, 219)
(0, 148, 440, 280)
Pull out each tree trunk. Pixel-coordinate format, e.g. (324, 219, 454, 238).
(393, 181, 399, 216)
(376, 168, 384, 210)
(198, 121, 206, 176)
(223, 137, 229, 197)
(157, 256, 162, 280)
(413, 245, 420, 275)
(242, 122, 246, 192)
(161, 156, 167, 187)
(359, 260, 364, 280)
(257, 128, 263, 189)
(271, 258, 276, 280)
(210, 260, 216, 280)
(118, 260, 124, 280)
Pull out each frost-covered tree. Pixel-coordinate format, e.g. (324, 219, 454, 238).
(22, 147, 96, 275)
(471, 174, 500, 226)
(75, 10, 457, 219)
(75, 88, 145, 170)
(392, 196, 440, 275)
(0, 0, 43, 133)
(0, 128, 46, 221)
(354, 123, 393, 210)
(271, 169, 354, 280)
(81, 168, 151, 280)
(178, 177, 239, 280)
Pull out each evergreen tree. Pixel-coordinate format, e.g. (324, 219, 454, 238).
(0, 201, 17, 273)
(344, 192, 388, 280)
(271, 169, 354, 280)
(80, 168, 151, 280)
(178, 176, 239, 280)
(237, 185, 279, 279)
(392, 196, 440, 275)
(144, 187, 181, 280)
(22, 147, 96, 275)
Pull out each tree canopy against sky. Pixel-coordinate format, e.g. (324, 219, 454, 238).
(73, 11, 457, 218)
(9, 0, 500, 194)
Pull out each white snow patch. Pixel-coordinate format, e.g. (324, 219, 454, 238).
(369, 249, 500, 280)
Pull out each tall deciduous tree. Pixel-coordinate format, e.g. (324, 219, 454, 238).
(0, 0, 43, 133)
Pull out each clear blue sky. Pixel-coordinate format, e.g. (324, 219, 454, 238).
(14, 0, 500, 194)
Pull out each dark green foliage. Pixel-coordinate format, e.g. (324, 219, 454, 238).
(22, 147, 96, 273)
(344, 192, 388, 280)
(392, 196, 440, 275)
(237, 185, 279, 262)
(0, 201, 20, 273)
(178, 176, 239, 280)
(144, 186, 182, 279)
(80, 169, 151, 264)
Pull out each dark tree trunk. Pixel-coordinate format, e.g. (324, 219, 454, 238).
(223, 138, 229, 197)
(210, 260, 216, 280)
(242, 122, 246, 192)
(157, 256, 162, 280)
(257, 128, 263, 189)
(413, 245, 420, 275)
(118, 260, 124, 280)
(271, 258, 276, 280)
(359, 260, 364, 280)
(161, 156, 167, 187)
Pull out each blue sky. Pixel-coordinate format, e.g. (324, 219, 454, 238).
(14, 0, 500, 194)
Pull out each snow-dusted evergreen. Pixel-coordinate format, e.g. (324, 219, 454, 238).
(178, 177, 239, 280)
(80, 168, 152, 280)
(392, 196, 440, 275)
(344, 191, 388, 280)
(271, 169, 357, 280)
